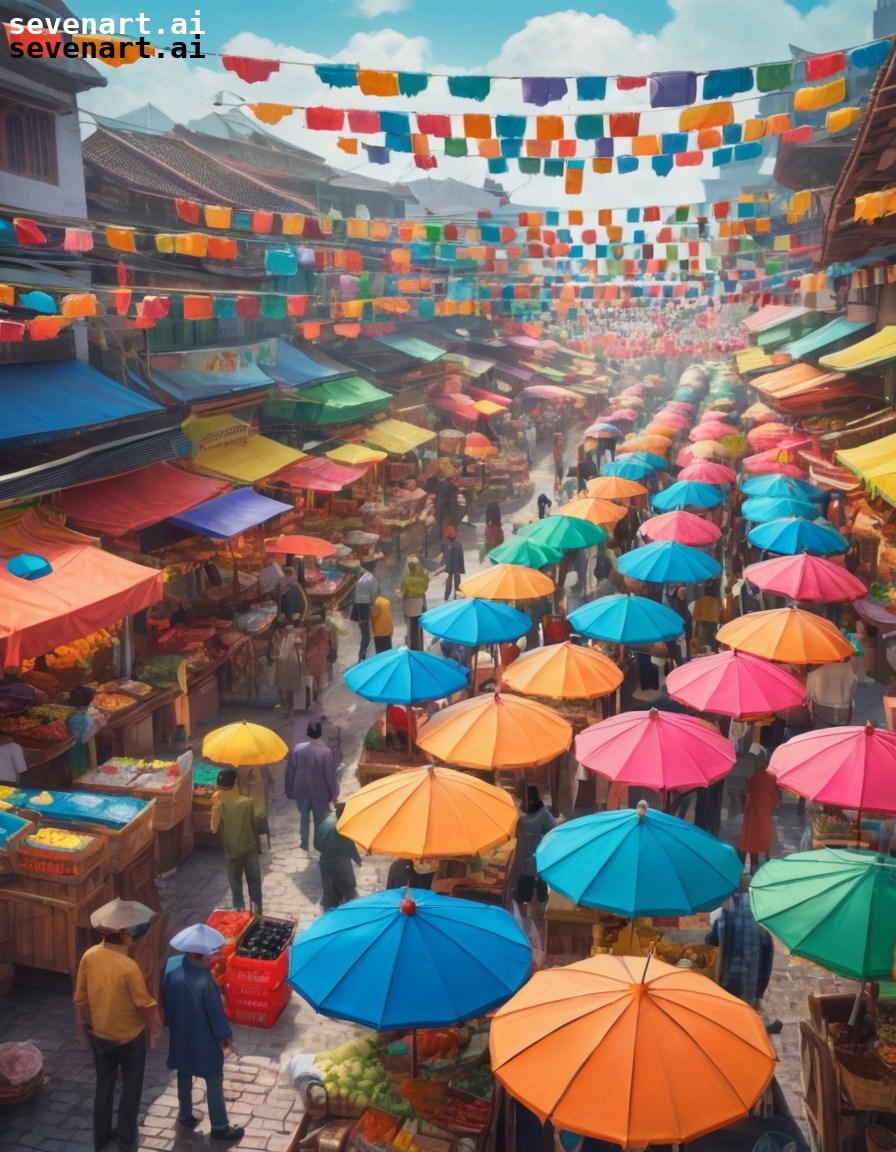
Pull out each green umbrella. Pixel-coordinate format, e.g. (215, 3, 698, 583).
(518, 515, 607, 552)
(488, 537, 563, 569)
(750, 848, 896, 982)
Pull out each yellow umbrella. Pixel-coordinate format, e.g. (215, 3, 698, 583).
(587, 476, 647, 501)
(202, 721, 288, 766)
(559, 495, 627, 528)
(473, 399, 506, 417)
(460, 563, 555, 601)
(417, 691, 572, 769)
(501, 641, 623, 700)
(336, 764, 518, 859)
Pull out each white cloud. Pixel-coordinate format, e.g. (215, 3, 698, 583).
(334, 29, 431, 71)
(354, 0, 412, 17)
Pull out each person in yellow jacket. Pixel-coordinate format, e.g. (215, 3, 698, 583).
(370, 596, 394, 654)
(400, 556, 429, 650)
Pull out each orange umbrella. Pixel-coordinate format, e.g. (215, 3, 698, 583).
(587, 476, 647, 500)
(265, 534, 338, 559)
(464, 432, 498, 460)
(459, 563, 554, 601)
(618, 434, 673, 456)
(336, 764, 518, 859)
(646, 422, 680, 440)
(717, 606, 853, 665)
(417, 691, 572, 769)
(489, 953, 775, 1146)
(558, 495, 627, 528)
(501, 641, 622, 700)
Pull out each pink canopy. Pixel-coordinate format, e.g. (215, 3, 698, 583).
(689, 422, 739, 442)
(639, 510, 721, 546)
(666, 650, 805, 719)
(769, 723, 896, 814)
(744, 554, 866, 603)
(678, 462, 737, 484)
(271, 456, 370, 493)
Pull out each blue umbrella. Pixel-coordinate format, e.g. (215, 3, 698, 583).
(741, 496, 820, 524)
(650, 480, 722, 512)
(344, 646, 468, 704)
(627, 451, 670, 471)
(617, 541, 721, 584)
(600, 458, 653, 481)
(588, 423, 623, 439)
(287, 888, 531, 1030)
(740, 474, 827, 503)
(536, 802, 742, 916)
(569, 593, 685, 645)
(420, 599, 530, 646)
(747, 517, 848, 556)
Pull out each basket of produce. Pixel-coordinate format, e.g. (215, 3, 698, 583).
(16, 827, 105, 879)
(0, 1043, 45, 1105)
(19, 671, 66, 701)
(835, 1049, 896, 1111)
(206, 910, 254, 956)
(314, 1037, 403, 1119)
(16, 720, 71, 747)
(450, 1066, 495, 1103)
(349, 1106, 402, 1151)
(92, 692, 136, 716)
(99, 679, 154, 699)
(399, 1080, 491, 1136)
(229, 916, 295, 988)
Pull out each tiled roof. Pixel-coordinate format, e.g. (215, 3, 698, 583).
(83, 127, 319, 214)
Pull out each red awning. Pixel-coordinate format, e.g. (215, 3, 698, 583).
(0, 510, 164, 665)
(429, 394, 480, 422)
(269, 456, 369, 493)
(58, 462, 231, 536)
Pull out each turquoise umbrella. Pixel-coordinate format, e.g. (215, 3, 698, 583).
(344, 646, 468, 704)
(488, 536, 564, 569)
(537, 801, 742, 916)
(600, 458, 654, 481)
(651, 480, 722, 512)
(519, 515, 607, 551)
(617, 540, 721, 584)
(747, 517, 848, 556)
(420, 599, 530, 646)
(569, 593, 684, 645)
(627, 451, 670, 471)
(741, 496, 819, 523)
(740, 474, 827, 503)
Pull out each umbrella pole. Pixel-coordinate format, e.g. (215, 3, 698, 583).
(470, 645, 479, 698)
(849, 982, 866, 1029)
(409, 708, 417, 756)
(856, 809, 863, 849)
(411, 1028, 418, 1079)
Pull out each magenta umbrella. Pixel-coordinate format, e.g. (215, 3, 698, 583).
(606, 408, 639, 422)
(741, 455, 806, 478)
(678, 462, 738, 484)
(575, 709, 735, 794)
(652, 412, 691, 431)
(744, 554, 866, 604)
(639, 510, 721, 546)
(769, 723, 896, 817)
(690, 422, 739, 442)
(666, 650, 806, 719)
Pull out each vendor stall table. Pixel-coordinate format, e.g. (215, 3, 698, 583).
(357, 750, 431, 788)
(432, 839, 517, 909)
(95, 686, 182, 759)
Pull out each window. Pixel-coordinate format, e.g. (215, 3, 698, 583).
(0, 100, 58, 183)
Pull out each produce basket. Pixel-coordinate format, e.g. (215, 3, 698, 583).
(835, 1050, 896, 1111)
(349, 1106, 402, 1150)
(16, 829, 106, 880)
(229, 916, 295, 989)
(206, 910, 254, 956)
(0, 1043, 46, 1106)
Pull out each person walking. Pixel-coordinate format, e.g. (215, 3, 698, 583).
(537, 492, 553, 519)
(481, 500, 504, 562)
(279, 567, 310, 622)
(285, 721, 338, 851)
(210, 769, 263, 914)
(162, 923, 244, 1143)
(442, 526, 465, 601)
(400, 556, 429, 650)
(273, 622, 304, 717)
(514, 787, 556, 915)
(350, 562, 379, 662)
(73, 897, 160, 1152)
(434, 472, 460, 539)
(553, 432, 565, 493)
(315, 802, 361, 910)
(370, 595, 394, 654)
(705, 883, 775, 1011)
(738, 748, 781, 873)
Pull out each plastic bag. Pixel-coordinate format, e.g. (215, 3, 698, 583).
(0, 1042, 43, 1087)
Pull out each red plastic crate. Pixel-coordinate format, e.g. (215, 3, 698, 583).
(225, 981, 290, 1029)
(224, 982, 284, 1013)
(228, 916, 295, 989)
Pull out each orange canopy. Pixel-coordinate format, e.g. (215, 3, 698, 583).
(417, 691, 572, 769)
(587, 476, 647, 500)
(0, 510, 163, 665)
(558, 496, 627, 528)
(489, 953, 775, 1147)
(460, 563, 555, 601)
(336, 764, 518, 859)
(501, 641, 623, 699)
(618, 434, 673, 455)
(717, 606, 853, 664)
(752, 362, 844, 401)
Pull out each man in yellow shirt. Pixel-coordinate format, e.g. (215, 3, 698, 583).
(370, 595, 394, 654)
(73, 898, 160, 1152)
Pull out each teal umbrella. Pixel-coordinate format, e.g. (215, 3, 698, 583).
(600, 458, 653, 481)
(651, 480, 722, 512)
(747, 517, 848, 556)
(420, 599, 529, 646)
(569, 593, 684, 645)
(741, 496, 819, 524)
(740, 474, 827, 503)
(617, 540, 721, 584)
(344, 646, 468, 705)
(488, 536, 563, 569)
(519, 515, 607, 551)
(751, 848, 896, 982)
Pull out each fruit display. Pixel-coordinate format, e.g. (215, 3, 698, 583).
(92, 693, 135, 714)
(399, 1080, 490, 1135)
(25, 721, 69, 744)
(236, 917, 293, 961)
(350, 1106, 401, 1149)
(19, 671, 66, 701)
(314, 1037, 399, 1115)
(0, 715, 40, 736)
(100, 679, 153, 698)
(451, 1065, 494, 1101)
(22, 625, 120, 671)
(207, 910, 253, 949)
(25, 827, 93, 852)
(138, 655, 187, 689)
(878, 1041, 896, 1069)
(25, 705, 75, 724)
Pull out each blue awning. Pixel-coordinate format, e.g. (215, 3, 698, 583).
(167, 488, 291, 539)
(0, 359, 163, 446)
(781, 316, 875, 360)
(150, 363, 274, 403)
(269, 340, 344, 390)
(0, 425, 191, 504)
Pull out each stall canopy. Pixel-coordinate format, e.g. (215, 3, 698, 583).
(752, 363, 845, 401)
(269, 456, 369, 493)
(59, 462, 230, 536)
(443, 353, 495, 377)
(742, 305, 813, 334)
(167, 488, 291, 538)
(375, 335, 445, 363)
(182, 414, 303, 482)
(272, 377, 391, 427)
(736, 348, 788, 375)
(781, 316, 874, 360)
(326, 442, 388, 466)
(268, 340, 344, 390)
(0, 510, 164, 665)
(150, 362, 274, 403)
(0, 360, 163, 447)
(836, 431, 896, 504)
(363, 419, 436, 457)
(821, 326, 896, 372)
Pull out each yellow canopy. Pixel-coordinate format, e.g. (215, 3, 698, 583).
(821, 326, 896, 372)
(363, 419, 436, 457)
(474, 399, 506, 417)
(326, 442, 387, 466)
(190, 433, 304, 483)
(736, 348, 779, 374)
(837, 431, 896, 504)
(751, 362, 844, 400)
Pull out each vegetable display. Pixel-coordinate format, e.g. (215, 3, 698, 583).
(26, 827, 92, 852)
(399, 1080, 491, 1134)
(314, 1037, 400, 1115)
(236, 917, 293, 961)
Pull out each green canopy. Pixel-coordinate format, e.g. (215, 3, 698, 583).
(267, 376, 391, 426)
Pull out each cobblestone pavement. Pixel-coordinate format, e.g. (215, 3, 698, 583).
(0, 443, 882, 1150)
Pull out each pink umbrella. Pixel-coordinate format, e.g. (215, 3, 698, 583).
(666, 402, 695, 414)
(678, 462, 737, 484)
(690, 422, 739, 442)
(606, 408, 639, 422)
(639, 510, 721, 546)
(575, 708, 735, 794)
(744, 554, 866, 603)
(769, 723, 896, 816)
(748, 425, 793, 453)
(621, 384, 644, 396)
(653, 413, 690, 430)
(742, 450, 807, 477)
(665, 650, 805, 719)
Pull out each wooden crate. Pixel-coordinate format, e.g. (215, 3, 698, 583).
(155, 811, 194, 874)
(192, 800, 219, 849)
(135, 768, 193, 831)
(16, 843, 110, 903)
(114, 840, 159, 904)
(16, 833, 108, 883)
(49, 802, 155, 873)
(3, 874, 115, 981)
